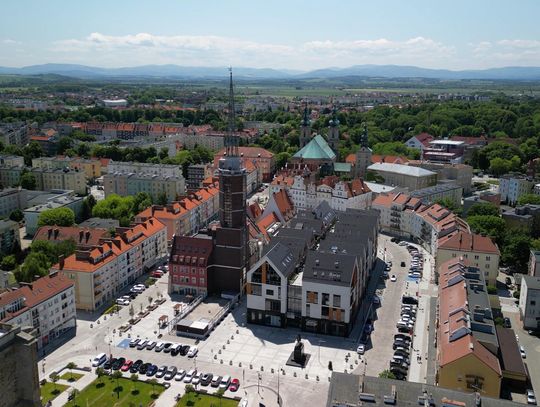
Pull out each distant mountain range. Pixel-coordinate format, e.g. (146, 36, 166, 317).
(1, 63, 540, 80)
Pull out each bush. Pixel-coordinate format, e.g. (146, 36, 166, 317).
(487, 285, 498, 295)
(513, 291, 520, 299)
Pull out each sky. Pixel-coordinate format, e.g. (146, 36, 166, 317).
(1, 0, 540, 71)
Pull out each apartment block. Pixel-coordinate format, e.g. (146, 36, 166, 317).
(0, 219, 20, 254)
(23, 195, 85, 236)
(0, 272, 76, 349)
(367, 163, 437, 191)
(108, 161, 183, 178)
(103, 172, 185, 203)
(33, 226, 110, 249)
(32, 156, 102, 179)
(408, 161, 473, 195)
(530, 250, 540, 277)
(135, 182, 219, 241)
(0, 187, 28, 217)
(51, 218, 167, 311)
(437, 259, 502, 398)
(409, 182, 463, 206)
(214, 147, 275, 181)
(187, 163, 213, 190)
(519, 275, 540, 330)
(437, 231, 500, 286)
(0, 323, 41, 407)
(0, 155, 25, 167)
(500, 174, 534, 205)
(246, 206, 379, 337)
(35, 168, 86, 195)
(0, 122, 29, 146)
(502, 204, 540, 233)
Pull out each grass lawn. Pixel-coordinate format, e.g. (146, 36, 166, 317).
(176, 391, 239, 407)
(40, 381, 69, 405)
(60, 372, 84, 382)
(64, 376, 164, 407)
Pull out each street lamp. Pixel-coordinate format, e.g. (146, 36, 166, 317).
(277, 366, 281, 406)
(318, 340, 326, 365)
(257, 373, 261, 395)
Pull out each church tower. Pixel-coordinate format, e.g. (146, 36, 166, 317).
(211, 68, 248, 294)
(327, 106, 340, 159)
(300, 104, 311, 148)
(355, 123, 372, 178)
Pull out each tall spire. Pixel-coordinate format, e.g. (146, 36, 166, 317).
(360, 122, 369, 148)
(225, 67, 239, 157)
(329, 105, 339, 127)
(301, 102, 310, 127)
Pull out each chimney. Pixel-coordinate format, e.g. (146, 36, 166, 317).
(79, 230, 84, 242)
(54, 228, 59, 239)
(47, 228, 52, 239)
(59, 254, 65, 270)
(85, 230, 90, 243)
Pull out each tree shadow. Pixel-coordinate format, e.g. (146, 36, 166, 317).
(131, 389, 140, 395)
(114, 385, 124, 394)
(96, 382, 105, 388)
(151, 392, 159, 400)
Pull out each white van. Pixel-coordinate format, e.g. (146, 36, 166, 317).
(219, 375, 231, 389)
(92, 352, 107, 367)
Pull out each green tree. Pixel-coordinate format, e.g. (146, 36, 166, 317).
(467, 202, 500, 217)
(30, 239, 76, 265)
(96, 367, 106, 385)
(92, 194, 135, 225)
(467, 215, 506, 245)
(517, 194, 540, 206)
(37, 207, 75, 227)
(501, 232, 534, 273)
(0, 255, 16, 270)
(434, 198, 461, 215)
(379, 370, 396, 379)
(9, 209, 24, 222)
(489, 157, 511, 176)
(275, 152, 291, 170)
(16, 252, 51, 282)
(49, 372, 60, 393)
(130, 373, 139, 393)
(111, 370, 123, 399)
(156, 192, 168, 206)
(19, 172, 37, 190)
(147, 378, 159, 397)
(81, 194, 97, 220)
(66, 362, 77, 381)
(133, 192, 153, 213)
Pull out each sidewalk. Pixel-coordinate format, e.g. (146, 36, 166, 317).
(50, 370, 97, 407)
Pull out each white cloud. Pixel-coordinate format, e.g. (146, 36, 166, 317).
(2, 39, 20, 45)
(48, 33, 460, 69)
(469, 39, 540, 67)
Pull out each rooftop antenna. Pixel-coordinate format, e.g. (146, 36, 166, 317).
(225, 66, 239, 158)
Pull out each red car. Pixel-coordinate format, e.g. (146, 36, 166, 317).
(229, 378, 240, 392)
(121, 360, 133, 372)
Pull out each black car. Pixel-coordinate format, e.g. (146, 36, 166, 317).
(394, 333, 411, 342)
(130, 360, 143, 373)
(400, 261, 406, 267)
(402, 296, 418, 305)
(505, 277, 512, 286)
(128, 292, 138, 300)
(390, 365, 408, 376)
(393, 340, 410, 350)
(397, 326, 411, 334)
(180, 345, 190, 356)
(201, 373, 213, 386)
(112, 357, 125, 370)
(504, 317, 512, 328)
(104, 357, 116, 370)
(138, 362, 150, 375)
(146, 364, 158, 376)
(171, 345, 180, 356)
(163, 343, 173, 353)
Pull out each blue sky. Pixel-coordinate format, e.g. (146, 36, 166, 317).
(1, 0, 540, 70)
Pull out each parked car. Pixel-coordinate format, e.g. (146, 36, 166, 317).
(164, 366, 178, 380)
(121, 360, 133, 372)
(112, 357, 125, 370)
(137, 339, 148, 350)
(180, 345, 190, 356)
(364, 323, 373, 334)
(520, 346, 527, 358)
(155, 365, 168, 378)
(188, 346, 199, 358)
(211, 375, 223, 387)
(92, 353, 107, 367)
(230, 378, 240, 392)
(151, 270, 164, 278)
(129, 338, 141, 347)
(138, 363, 150, 374)
(130, 360, 143, 373)
(503, 317, 511, 328)
(184, 369, 197, 383)
(146, 364, 158, 376)
(390, 275, 397, 282)
(201, 373, 213, 386)
(394, 333, 411, 342)
(192, 372, 202, 385)
(163, 342, 173, 353)
(219, 375, 231, 390)
(174, 369, 186, 381)
(116, 298, 130, 306)
(373, 295, 380, 305)
(402, 296, 418, 305)
(357, 344, 365, 355)
(155, 342, 165, 352)
(527, 389, 536, 405)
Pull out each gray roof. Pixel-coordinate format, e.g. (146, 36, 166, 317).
(327, 372, 524, 407)
(368, 162, 437, 177)
(522, 274, 540, 290)
(496, 326, 527, 377)
(264, 242, 297, 278)
(79, 217, 120, 229)
(303, 251, 356, 287)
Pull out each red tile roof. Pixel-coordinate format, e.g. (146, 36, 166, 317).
(438, 231, 500, 254)
(273, 189, 294, 221)
(34, 226, 109, 247)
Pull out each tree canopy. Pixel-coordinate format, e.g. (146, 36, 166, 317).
(467, 202, 500, 217)
(37, 207, 75, 228)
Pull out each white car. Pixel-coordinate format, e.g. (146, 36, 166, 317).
(187, 346, 198, 358)
(520, 346, 527, 358)
(174, 369, 186, 381)
(398, 241, 408, 246)
(356, 344, 365, 354)
(132, 284, 145, 292)
(527, 389, 536, 405)
(184, 369, 196, 383)
(191, 372, 201, 385)
(372, 296, 380, 305)
(390, 275, 397, 282)
(116, 298, 130, 306)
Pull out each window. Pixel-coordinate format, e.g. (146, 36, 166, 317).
(474, 255, 479, 260)
(305, 304, 310, 317)
(322, 293, 330, 306)
(531, 301, 536, 306)
(199, 278, 205, 285)
(452, 253, 457, 258)
(333, 295, 341, 308)
(486, 264, 490, 269)
(486, 256, 491, 261)
(191, 277, 196, 284)
(266, 289, 274, 296)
